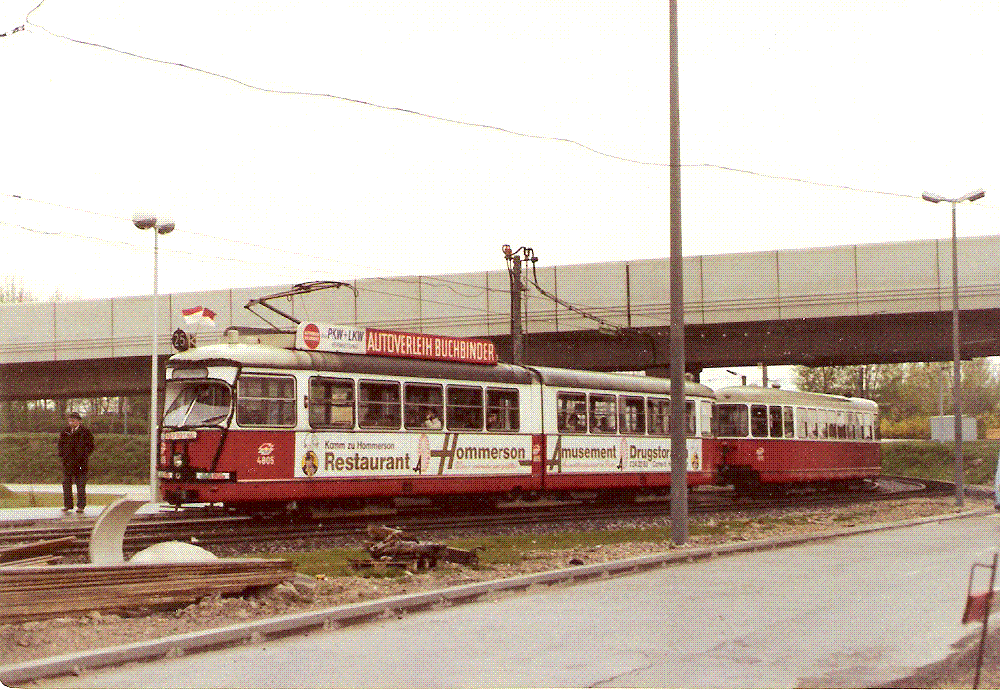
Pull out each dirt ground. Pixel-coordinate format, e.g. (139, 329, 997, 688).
(1, 496, 996, 688)
(879, 625, 1000, 689)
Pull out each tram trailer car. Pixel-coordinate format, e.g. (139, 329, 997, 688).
(713, 386, 881, 495)
(157, 329, 720, 513)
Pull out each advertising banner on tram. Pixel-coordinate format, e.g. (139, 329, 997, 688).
(545, 436, 703, 474)
(295, 323, 497, 365)
(294, 432, 533, 479)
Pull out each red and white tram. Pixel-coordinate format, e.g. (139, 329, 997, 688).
(157, 324, 719, 512)
(713, 386, 880, 494)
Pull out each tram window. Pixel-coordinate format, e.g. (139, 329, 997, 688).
(750, 405, 768, 437)
(309, 377, 355, 429)
(807, 408, 819, 439)
(237, 375, 296, 427)
(620, 396, 646, 434)
(405, 383, 444, 430)
(783, 406, 795, 438)
(795, 407, 808, 438)
(447, 385, 483, 430)
(647, 398, 670, 435)
(359, 380, 401, 429)
(837, 411, 847, 439)
(768, 406, 783, 438)
(558, 392, 588, 433)
(163, 381, 231, 428)
(589, 394, 617, 434)
(700, 401, 714, 438)
(686, 401, 697, 437)
(820, 410, 837, 439)
(717, 404, 749, 437)
(486, 388, 520, 431)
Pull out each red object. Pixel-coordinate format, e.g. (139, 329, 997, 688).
(964, 591, 994, 624)
(302, 323, 321, 349)
(365, 328, 497, 365)
(181, 306, 216, 326)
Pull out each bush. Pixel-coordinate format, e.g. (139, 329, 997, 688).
(880, 416, 930, 440)
(0, 433, 149, 484)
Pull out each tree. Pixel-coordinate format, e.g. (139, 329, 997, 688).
(795, 364, 903, 410)
(1, 275, 33, 303)
(796, 360, 1000, 427)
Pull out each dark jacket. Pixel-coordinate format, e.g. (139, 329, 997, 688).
(58, 425, 95, 473)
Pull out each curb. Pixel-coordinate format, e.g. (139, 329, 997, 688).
(1, 506, 995, 685)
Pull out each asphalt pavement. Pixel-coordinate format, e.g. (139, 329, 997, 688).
(9, 506, 998, 689)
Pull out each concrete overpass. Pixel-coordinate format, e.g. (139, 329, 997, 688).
(3, 235, 1000, 400)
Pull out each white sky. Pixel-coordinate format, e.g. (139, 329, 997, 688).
(2, 0, 995, 300)
(1, 0, 996, 379)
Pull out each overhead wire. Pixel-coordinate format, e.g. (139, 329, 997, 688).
(12, 3, 958, 201)
(9, 1, 991, 330)
(4, 210, 500, 320)
(0, 192, 505, 297)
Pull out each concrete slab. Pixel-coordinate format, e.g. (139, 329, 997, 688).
(0, 485, 155, 523)
(18, 512, 1000, 689)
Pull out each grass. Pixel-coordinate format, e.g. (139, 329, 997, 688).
(0, 488, 132, 509)
(274, 523, 746, 578)
(2, 434, 997, 487)
(881, 439, 1000, 484)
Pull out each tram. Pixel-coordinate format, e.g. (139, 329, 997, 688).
(714, 386, 880, 494)
(157, 323, 719, 513)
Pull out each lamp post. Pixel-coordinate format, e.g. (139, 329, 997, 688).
(921, 188, 985, 507)
(133, 210, 175, 503)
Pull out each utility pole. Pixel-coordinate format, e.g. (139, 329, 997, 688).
(667, 0, 688, 545)
(503, 245, 524, 365)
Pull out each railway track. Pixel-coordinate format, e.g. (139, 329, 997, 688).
(0, 476, 954, 561)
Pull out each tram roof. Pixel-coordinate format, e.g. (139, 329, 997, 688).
(167, 344, 717, 396)
(168, 343, 533, 385)
(526, 365, 716, 398)
(714, 386, 877, 412)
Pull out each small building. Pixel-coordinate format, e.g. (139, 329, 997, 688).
(930, 415, 978, 442)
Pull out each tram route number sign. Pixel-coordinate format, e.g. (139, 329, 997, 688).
(295, 322, 498, 365)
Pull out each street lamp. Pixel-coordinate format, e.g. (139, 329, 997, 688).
(921, 188, 985, 507)
(133, 210, 175, 503)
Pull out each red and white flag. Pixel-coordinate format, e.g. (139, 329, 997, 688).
(181, 306, 217, 327)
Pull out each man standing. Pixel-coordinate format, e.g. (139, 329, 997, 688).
(58, 412, 94, 514)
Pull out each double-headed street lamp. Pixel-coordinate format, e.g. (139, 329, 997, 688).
(133, 210, 175, 503)
(921, 188, 985, 507)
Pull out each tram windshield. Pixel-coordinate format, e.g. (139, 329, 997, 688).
(163, 381, 232, 428)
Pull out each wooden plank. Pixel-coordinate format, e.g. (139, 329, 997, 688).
(0, 559, 296, 623)
(1, 555, 64, 568)
(0, 537, 78, 563)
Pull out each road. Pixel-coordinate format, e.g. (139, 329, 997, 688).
(30, 512, 1000, 688)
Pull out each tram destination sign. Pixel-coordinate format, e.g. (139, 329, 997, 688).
(295, 323, 497, 365)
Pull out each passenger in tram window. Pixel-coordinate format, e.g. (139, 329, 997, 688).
(423, 410, 442, 429)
